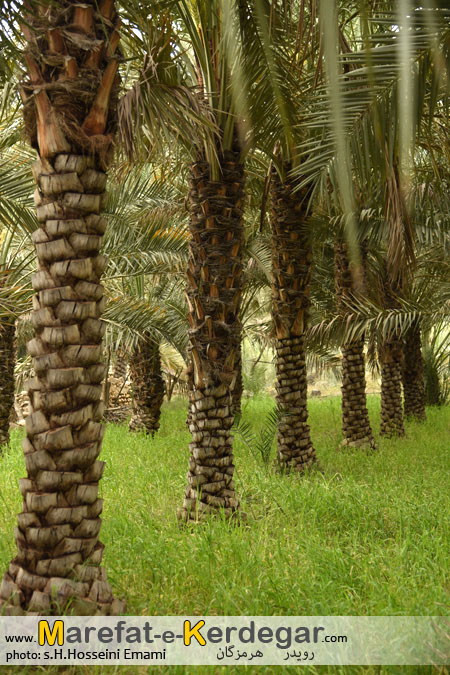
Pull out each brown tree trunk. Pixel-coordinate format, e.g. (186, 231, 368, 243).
(380, 338, 405, 436)
(129, 336, 165, 436)
(271, 167, 317, 471)
(334, 241, 375, 449)
(178, 144, 244, 522)
(379, 268, 405, 438)
(0, 0, 124, 616)
(340, 340, 375, 448)
(0, 320, 16, 450)
(402, 322, 426, 421)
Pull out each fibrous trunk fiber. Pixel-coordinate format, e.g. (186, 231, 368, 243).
(0, 321, 16, 450)
(129, 337, 165, 436)
(179, 146, 245, 521)
(334, 240, 375, 449)
(271, 168, 316, 471)
(402, 323, 426, 421)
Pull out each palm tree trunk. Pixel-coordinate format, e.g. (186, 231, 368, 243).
(129, 336, 165, 436)
(380, 338, 405, 436)
(0, 320, 16, 450)
(379, 267, 405, 438)
(179, 144, 244, 522)
(334, 241, 375, 449)
(271, 167, 317, 471)
(0, 0, 124, 616)
(340, 339, 376, 447)
(402, 322, 426, 420)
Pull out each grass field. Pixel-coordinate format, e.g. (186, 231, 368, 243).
(0, 395, 449, 674)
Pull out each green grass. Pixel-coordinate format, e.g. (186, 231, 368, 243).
(0, 395, 449, 674)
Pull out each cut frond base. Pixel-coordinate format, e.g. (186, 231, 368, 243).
(340, 339, 376, 450)
(181, 384, 240, 521)
(181, 144, 245, 520)
(274, 335, 317, 472)
(0, 562, 126, 616)
(380, 340, 405, 437)
(3, 149, 118, 615)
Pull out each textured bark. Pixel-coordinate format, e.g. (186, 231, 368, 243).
(271, 168, 317, 471)
(179, 145, 244, 521)
(0, 321, 16, 450)
(402, 322, 426, 421)
(340, 340, 375, 447)
(379, 271, 405, 438)
(0, 0, 124, 616)
(380, 339, 405, 436)
(334, 241, 375, 449)
(129, 336, 165, 436)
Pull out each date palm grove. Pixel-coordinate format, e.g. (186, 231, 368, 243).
(0, 0, 448, 616)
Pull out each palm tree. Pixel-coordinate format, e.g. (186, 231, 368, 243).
(334, 238, 375, 449)
(182, 140, 244, 520)
(121, 0, 325, 509)
(270, 166, 317, 470)
(120, 1, 256, 520)
(128, 333, 165, 435)
(254, 2, 322, 472)
(0, 0, 125, 616)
